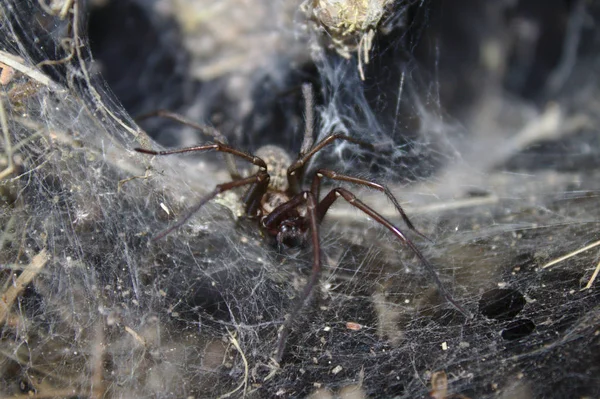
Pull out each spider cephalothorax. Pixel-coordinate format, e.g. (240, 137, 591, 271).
(135, 83, 469, 362)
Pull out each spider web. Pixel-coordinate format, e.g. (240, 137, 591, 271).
(1, 1, 600, 398)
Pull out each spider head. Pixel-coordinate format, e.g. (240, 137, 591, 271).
(276, 218, 305, 249)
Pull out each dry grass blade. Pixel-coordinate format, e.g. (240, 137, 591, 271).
(0, 249, 49, 325)
(0, 50, 53, 86)
(542, 239, 600, 269)
(218, 330, 249, 398)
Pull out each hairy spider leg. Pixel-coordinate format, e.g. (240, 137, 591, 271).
(135, 143, 267, 170)
(136, 109, 241, 179)
(262, 191, 322, 362)
(134, 145, 269, 240)
(299, 83, 315, 157)
(311, 168, 431, 241)
(240, 176, 271, 218)
(286, 132, 375, 193)
(151, 172, 269, 241)
(316, 187, 472, 318)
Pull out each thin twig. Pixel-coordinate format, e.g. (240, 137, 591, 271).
(36, 38, 76, 68)
(124, 325, 147, 346)
(542, 239, 600, 269)
(0, 249, 49, 325)
(59, 0, 74, 19)
(117, 169, 152, 192)
(218, 330, 249, 398)
(37, 0, 74, 19)
(583, 260, 600, 290)
(0, 50, 53, 86)
(0, 96, 14, 179)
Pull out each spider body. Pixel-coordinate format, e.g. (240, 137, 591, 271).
(254, 145, 292, 192)
(135, 84, 469, 362)
(260, 198, 307, 249)
(249, 145, 314, 248)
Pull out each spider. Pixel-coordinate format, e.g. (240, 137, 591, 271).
(134, 84, 470, 362)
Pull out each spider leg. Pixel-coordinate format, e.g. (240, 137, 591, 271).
(135, 143, 267, 170)
(317, 187, 472, 318)
(263, 192, 321, 362)
(311, 168, 431, 241)
(135, 109, 241, 179)
(287, 132, 375, 192)
(241, 177, 270, 218)
(299, 83, 315, 157)
(151, 172, 269, 241)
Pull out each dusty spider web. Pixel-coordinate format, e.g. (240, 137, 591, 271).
(0, 1, 599, 398)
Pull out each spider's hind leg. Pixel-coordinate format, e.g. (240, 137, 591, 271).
(316, 187, 471, 318)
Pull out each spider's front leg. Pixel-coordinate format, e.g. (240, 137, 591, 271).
(135, 109, 242, 180)
(262, 191, 322, 363)
(310, 168, 430, 241)
(286, 132, 375, 193)
(135, 142, 267, 171)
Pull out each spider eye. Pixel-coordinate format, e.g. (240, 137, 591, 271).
(277, 222, 303, 248)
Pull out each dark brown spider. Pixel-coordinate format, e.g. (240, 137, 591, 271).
(134, 84, 470, 362)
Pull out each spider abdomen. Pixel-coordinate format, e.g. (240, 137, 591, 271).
(254, 145, 292, 192)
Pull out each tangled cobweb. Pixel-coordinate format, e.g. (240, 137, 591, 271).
(1, 1, 600, 398)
